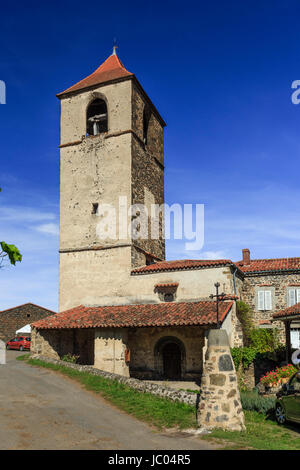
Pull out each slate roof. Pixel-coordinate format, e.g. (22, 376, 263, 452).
(32, 301, 233, 330)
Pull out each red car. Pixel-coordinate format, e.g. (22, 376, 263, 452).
(6, 336, 31, 351)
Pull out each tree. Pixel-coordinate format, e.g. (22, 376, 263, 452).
(0, 188, 22, 268)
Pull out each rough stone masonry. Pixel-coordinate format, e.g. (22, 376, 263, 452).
(197, 329, 245, 431)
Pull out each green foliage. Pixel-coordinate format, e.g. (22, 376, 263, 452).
(61, 353, 79, 363)
(232, 301, 284, 378)
(240, 390, 276, 414)
(0, 188, 22, 268)
(236, 300, 255, 345)
(0, 241, 22, 266)
(203, 410, 300, 450)
(231, 346, 257, 370)
(249, 328, 280, 352)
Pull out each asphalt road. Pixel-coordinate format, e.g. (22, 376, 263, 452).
(0, 351, 216, 450)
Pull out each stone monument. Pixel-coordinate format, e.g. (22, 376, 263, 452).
(197, 329, 245, 431)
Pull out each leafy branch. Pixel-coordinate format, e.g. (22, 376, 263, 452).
(0, 187, 22, 268)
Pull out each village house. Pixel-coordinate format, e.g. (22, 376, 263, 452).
(31, 49, 300, 381)
(0, 303, 56, 342)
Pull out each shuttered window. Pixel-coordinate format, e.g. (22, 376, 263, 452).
(288, 288, 300, 307)
(291, 329, 300, 349)
(257, 290, 272, 311)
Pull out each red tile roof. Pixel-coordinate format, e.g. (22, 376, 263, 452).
(273, 302, 300, 320)
(57, 53, 133, 97)
(235, 257, 300, 274)
(154, 283, 179, 288)
(131, 259, 233, 274)
(32, 301, 233, 330)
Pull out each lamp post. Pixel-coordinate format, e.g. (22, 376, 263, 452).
(209, 282, 226, 329)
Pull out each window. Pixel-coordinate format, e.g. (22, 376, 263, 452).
(86, 99, 108, 136)
(164, 293, 174, 302)
(291, 329, 300, 349)
(146, 255, 155, 266)
(288, 288, 300, 307)
(143, 106, 151, 145)
(91, 203, 98, 215)
(257, 290, 272, 311)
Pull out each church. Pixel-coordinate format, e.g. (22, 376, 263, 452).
(31, 49, 300, 380)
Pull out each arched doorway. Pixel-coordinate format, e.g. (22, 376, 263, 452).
(154, 336, 186, 380)
(162, 342, 181, 379)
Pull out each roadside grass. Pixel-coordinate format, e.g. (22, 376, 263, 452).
(201, 410, 300, 450)
(17, 355, 300, 449)
(16, 355, 196, 430)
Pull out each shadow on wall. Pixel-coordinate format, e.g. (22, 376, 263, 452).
(38, 329, 94, 365)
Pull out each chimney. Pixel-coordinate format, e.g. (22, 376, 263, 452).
(242, 248, 250, 266)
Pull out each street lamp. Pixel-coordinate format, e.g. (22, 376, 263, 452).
(209, 282, 226, 329)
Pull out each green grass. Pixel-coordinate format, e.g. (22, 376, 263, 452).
(17, 355, 196, 430)
(17, 355, 300, 448)
(202, 411, 300, 450)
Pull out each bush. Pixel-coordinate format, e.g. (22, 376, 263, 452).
(231, 346, 257, 370)
(236, 301, 255, 345)
(240, 389, 276, 414)
(249, 328, 280, 352)
(61, 353, 79, 363)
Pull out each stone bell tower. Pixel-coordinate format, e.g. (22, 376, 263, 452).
(57, 48, 166, 311)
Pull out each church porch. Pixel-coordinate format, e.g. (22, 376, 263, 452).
(31, 300, 234, 380)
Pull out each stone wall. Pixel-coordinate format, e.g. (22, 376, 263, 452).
(31, 328, 94, 364)
(94, 328, 129, 376)
(237, 357, 282, 390)
(241, 272, 300, 341)
(128, 325, 205, 380)
(30, 354, 199, 408)
(131, 82, 165, 266)
(0, 304, 55, 342)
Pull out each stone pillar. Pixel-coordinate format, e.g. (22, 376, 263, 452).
(197, 329, 245, 432)
(94, 328, 130, 377)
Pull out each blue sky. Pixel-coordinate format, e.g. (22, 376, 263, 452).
(1, 0, 300, 311)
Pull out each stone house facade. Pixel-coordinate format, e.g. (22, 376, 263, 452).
(236, 249, 300, 347)
(31, 50, 300, 381)
(0, 303, 56, 342)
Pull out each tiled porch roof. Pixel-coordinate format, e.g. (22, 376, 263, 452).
(32, 301, 233, 330)
(273, 302, 300, 320)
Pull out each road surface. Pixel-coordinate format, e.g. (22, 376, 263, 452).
(0, 351, 216, 450)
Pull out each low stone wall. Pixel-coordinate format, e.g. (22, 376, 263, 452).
(30, 354, 199, 408)
(237, 358, 280, 390)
